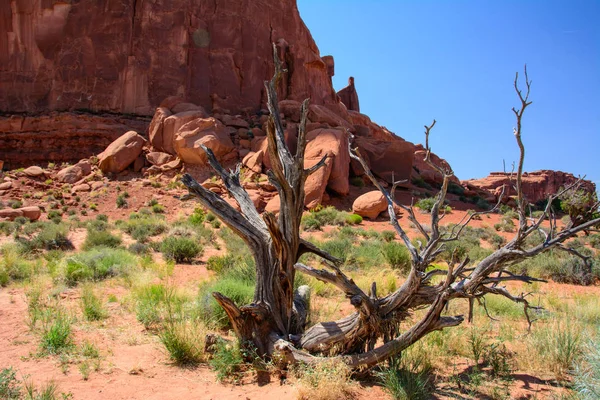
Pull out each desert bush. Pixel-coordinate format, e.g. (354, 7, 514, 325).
(152, 204, 165, 214)
(0, 243, 34, 285)
(83, 229, 122, 250)
(575, 338, 600, 399)
(81, 285, 107, 321)
(377, 345, 432, 400)
(209, 339, 245, 382)
(349, 176, 365, 187)
(160, 321, 206, 366)
(128, 242, 150, 255)
(188, 207, 206, 225)
(415, 197, 436, 213)
(120, 214, 167, 242)
(294, 359, 356, 400)
(301, 206, 360, 231)
(160, 236, 202, 263)
(381, 230, 396, 242)
(206, 254, 236, 274)
(116, 194, 128, 208)
(382, 242, 411, 273)
(530, 322, 582, 379)
(0, 367, 21, 399)
(494, 216, 515, 233)
(484, 343, 514, 378)
(60, 248, 137, 286)
(22, 222, 73, 251)
(40, 309, 73, 354)
(448, 182, 465, 196)
(197, 274, 254, 329)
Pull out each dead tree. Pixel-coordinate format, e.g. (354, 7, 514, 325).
(181, 48, 600, 367)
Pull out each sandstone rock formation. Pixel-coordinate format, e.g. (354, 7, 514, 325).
(352, 191, 387, 220)
(0, 113, 148, 169)
(0, 0, 338, 116)
(98, 131, 146, 173)
(173, 118, 235, 164)
(57, 161, 92, 184)
(463, 170, 596, 205)
(337, 77, 360, 112)
(412, 144, 459, 186)
(0, 206, 41, 222)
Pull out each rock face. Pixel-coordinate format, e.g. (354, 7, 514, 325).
(0, 0, 338, 116)
(337, 77, 360, 112)
(412, 144, 459, 185)
(0, 112, 148, 169)
(352, 191, 387, 219)
(0, 206, 41, 221)
(98, 131, 146, 173)
(463, 170, 597, 204)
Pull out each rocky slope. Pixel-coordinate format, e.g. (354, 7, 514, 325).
(463, 170, 596, 205)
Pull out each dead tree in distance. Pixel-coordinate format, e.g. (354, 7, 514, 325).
(181, 48, 600, 368)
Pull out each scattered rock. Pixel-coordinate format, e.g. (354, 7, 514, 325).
(98, 131, 146, 173)
(148, 107, 172, 152)
(146, 152, 175, 166)
(23, 166, 45, 178)
(56, 161, 92, 184)
(221, 115, 249, 129)
(72, 183, 91, 193)
(173, 118, 235, 165)
(0, 206, 41, 221)
(352, 191, 387, 219)
(242, 151, 264, 174)
(0, 181, 12, 190)
(306, 128, 350, 195)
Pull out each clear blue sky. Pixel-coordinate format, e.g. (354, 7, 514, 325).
(298, 0, 599, 186)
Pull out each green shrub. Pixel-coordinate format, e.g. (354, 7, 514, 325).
(412, 177, 433, 190)
(128, 242, 150, 255)
(209, 339, 244, 382)
(159, 321, 206, 366)
(382, 230, 396, 242)
(83, 229, 122, 250)
(136, 284, 168, 329)
(160, 236, 202, 263)
(344, 213, 363, 225)
(382, 242, 411, 273)
(349, 176, 365, 187)
(197, 277, 254, 329)
(81, 285, 107, 321)
(40, 310, 73, 354)
(377, 346, 432, 400)
(116, 194, 128, 208)
(0, 243, 33, 285)
(25, 222, 73, 251)
(415, 198, 436, 213)
(575, 338, 600, 399)
(0, 367, 21, 399)
(188, 207, 206, 225)
(61, 248, 137, 286)
(152, 204, 165, 214)
(447, 182, 465, 196)
(206, 254, 236, 274)
(120, 214, 167, 243)
(530, 322, 581, 378)
(494, 216, 515, 233)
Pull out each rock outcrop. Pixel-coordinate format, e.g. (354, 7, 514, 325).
(463, 170, 596, 204)
(173, 118, 235, 164)
(0, 112, 148, 169)
(337, 77, 360, 112)
(0, 0, 338, 116)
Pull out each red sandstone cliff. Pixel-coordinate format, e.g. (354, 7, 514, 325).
(0, 0, 337, 115)
(463, 170, 596, 205)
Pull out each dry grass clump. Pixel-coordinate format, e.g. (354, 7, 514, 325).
(293, 359, 356, 400)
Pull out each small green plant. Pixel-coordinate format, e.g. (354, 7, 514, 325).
(209, 339, 244, 382)
(40, 310, 73, 354)
(81, 285, 107, 321)
(159, 321, 206, 366)
(377, 346, 432, 400)
(79, 362, 90, 380)
(152, 204, 165, 214)
(575, 338, 600, 399)
(344, 213, 363, 225)
(415, 197, 436, 213)
(0, 367, 21, 399)
(116, 194, 128, 208)
(80, 341, 100, 359)
(382, 242, 411, 273)
(82, 229, 122, 250)
(188, 207, 206, 225)
(8, 200, 23, 209)
(160, 236, 202, 263)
